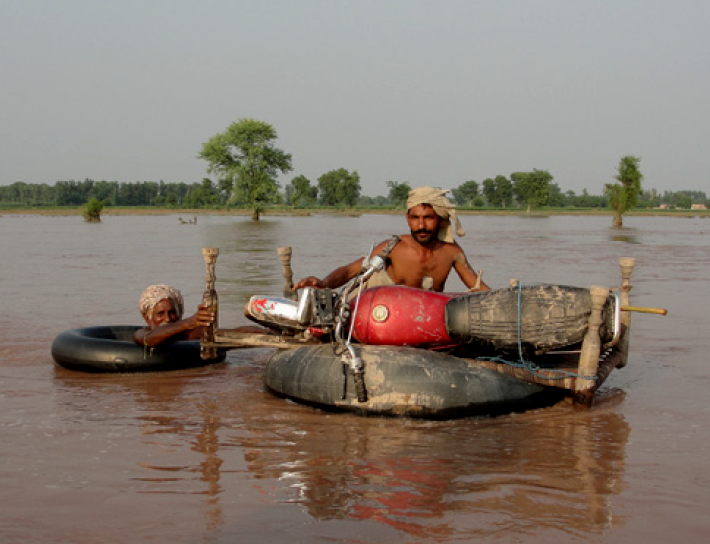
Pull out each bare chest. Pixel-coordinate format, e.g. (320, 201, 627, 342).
(388, 247, 453, 287)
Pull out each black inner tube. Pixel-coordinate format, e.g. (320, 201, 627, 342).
(51, 325, 225, 373)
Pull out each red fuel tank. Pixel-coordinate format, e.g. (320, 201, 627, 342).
(351, 286, 456, 347)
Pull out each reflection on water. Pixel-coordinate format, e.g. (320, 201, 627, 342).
(242, 403, 630, 538)
(52, 364, 630, 541)
(609, 235, 639, 243)
(608, 225, 641, 244)
(609, 234, 640, 244)
(2, 213, 709, 543)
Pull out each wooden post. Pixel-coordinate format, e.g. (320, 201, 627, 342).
(277, 246, 296, 300)
(574, 285, 609, 406)
(617, 257, 635, 368)
(201, 247, 219, 360)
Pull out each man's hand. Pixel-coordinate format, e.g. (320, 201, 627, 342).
(190, 304, 215, 328)
(292, 276, 325, 290)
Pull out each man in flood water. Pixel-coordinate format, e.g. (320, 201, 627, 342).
(292, 186, 490, 293)
(135, 284, 271, 347)
(134, 284, 213, 347)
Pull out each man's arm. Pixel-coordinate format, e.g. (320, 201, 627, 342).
(292, 239, 393, 290)
(292, 257, 365, 290)
(134, 305, 215, 346)
(452, 249, 490, 291)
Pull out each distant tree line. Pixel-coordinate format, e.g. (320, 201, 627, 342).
(635, 189, 706, 209)
(2, 176, 706, 212)
(0, 179, 227, 208)
(2, 118, 706, 216)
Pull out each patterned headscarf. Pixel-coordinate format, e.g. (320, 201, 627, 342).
(139, 284, 184, 321)
(406, 186, 465, 243)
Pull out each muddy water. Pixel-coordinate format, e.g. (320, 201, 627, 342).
(1, 212, 708, 543)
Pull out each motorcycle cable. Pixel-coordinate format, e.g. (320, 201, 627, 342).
(339, 236, 401, 403)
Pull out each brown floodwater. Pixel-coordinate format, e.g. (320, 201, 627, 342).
(1, 212, 708, 543)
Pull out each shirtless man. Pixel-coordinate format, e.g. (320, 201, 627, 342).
(293, 186, 490, 293)
(135, 284, 265, 347)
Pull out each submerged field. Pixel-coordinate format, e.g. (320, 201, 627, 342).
(2, 205, 708, 218)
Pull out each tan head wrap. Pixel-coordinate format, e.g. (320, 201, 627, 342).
(406, 186, 465, 243)
(139, 284, 184, 320)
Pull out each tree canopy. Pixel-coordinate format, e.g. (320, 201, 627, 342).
(452, 180, 479, 207)
(82, 197, 103, 222)
(386, 181, 411, 208)
(481, 176, 513, 208)
(198, 118, 292, 220)
(605, 156, 643, 227)
(511, 169, 552, 213)
(318, 168, 361, 207)
(285, 175, 318, 207)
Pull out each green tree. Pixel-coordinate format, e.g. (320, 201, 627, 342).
(660, 190, 705, 209)
(511, 169, 552, 213)
(482, 178, 499, 207)
(117, 181, 144, 206)
(386, 181, 411, 208)
(452, 180, 479, 207)
(496, 175, 514, 207)
(637, 189, 659, 209)
(55, 180, 85, 205)
(605, 156, 643, 227)
(482, 176, 512, 207)
(317, 168, 361, 207)
(286, 175, 317, 207)
(185, 178, 219, 208)
(198, 118, 292, 220)
(577, 188, 607, 208)
(339, 170, 361, 207)
(91, 180, 118, 205)
(83, 197, 104, 222)
(547, 183, 566, 207)
(358, 194, 388, 207)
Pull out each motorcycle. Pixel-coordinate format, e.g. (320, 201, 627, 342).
(244, 241, 622, 403)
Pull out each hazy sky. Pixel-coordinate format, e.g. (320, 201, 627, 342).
(2, 0, 708, 197)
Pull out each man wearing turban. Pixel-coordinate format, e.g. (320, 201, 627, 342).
(293, 186, 489, 293)
(135, 284, 270, 347)
(134, 284, 215, 347)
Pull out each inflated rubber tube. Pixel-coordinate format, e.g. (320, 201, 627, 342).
(51, 325, 225, 373)
(445, 284, 615, 354)
(264, 344, 563, 418)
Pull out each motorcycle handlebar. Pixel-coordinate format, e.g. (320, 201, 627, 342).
(360, 254, 386, 283)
